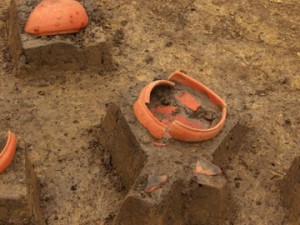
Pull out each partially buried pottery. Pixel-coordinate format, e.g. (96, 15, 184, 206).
(0, 131, 17, 173)
(133, 71, 227, 142)
(24, 0, 89, 36)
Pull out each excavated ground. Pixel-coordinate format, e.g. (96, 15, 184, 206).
(0, 0, 299, 224)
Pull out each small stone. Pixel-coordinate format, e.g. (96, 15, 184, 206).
(37, 90, 45, 96)
(256, 201, 262, 206)
(256, 90, 268, 96)
(165, 41, 173, 47)
(19, 55, 27, 64)
(284, 119, 291, 126)
(269, 0, 282, 3)
(278, 77, 288, 84)
(204, 113, 214, 121)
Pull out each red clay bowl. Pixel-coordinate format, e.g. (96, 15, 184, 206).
(133, 71, 227, 142)
(25, 0, 89, 36)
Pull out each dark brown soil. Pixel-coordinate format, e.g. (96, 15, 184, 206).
(0, 0, 300, 224)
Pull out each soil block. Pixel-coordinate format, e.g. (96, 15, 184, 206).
(281, 157, 300, 225)
(8, 0, 111, 76)
(100, 82, 247, 225)
(0, 147, 44, 225)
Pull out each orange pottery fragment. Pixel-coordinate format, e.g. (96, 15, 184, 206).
(194, 159, 222, 176)
(153, 106, 177, 116)
(133, 71, 227, 142)
(24, 0, 89, 36)
(167, 71, 227, 142)
(153, 142, 167, 148)
(133, 80, 175, 139)
(172, 114, 203, 129)
(0, 131, 17, 173)
(175, 91, 201, 111)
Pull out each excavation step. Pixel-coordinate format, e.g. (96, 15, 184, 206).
(8, 0, 111, 76)
(100, 82, 246, 225)
(0, 147, 44, 225)
(281, 157, 300, 224)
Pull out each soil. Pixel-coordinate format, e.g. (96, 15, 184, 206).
(0, 0, 299, 225)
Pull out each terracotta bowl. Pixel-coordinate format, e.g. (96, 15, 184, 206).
(24, 0, 89, 36)
(133, 71, 227, 142)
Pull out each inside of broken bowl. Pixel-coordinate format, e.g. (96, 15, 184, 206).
(148, 82, 223, 130)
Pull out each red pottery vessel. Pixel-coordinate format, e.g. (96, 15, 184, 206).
(25, 0, 89, 36)
(133, 71, 227, 142)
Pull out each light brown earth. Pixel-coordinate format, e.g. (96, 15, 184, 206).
(0, 0, 299, 224)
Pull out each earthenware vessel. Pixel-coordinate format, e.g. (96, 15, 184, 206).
(133, 71, 227, 142)
(25, 0, 89, 36)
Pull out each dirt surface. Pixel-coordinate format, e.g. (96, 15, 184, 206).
(0, 0, 300, 224)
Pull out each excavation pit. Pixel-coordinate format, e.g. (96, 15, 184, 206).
(100, 81, 247, 225)
(8, 0, 111, 76)
(0, 146, 44, 225)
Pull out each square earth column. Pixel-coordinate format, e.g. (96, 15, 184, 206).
(8, 0, 111, 76)
(0, 148, 44, 225)
(100, 83, 247, 225)
(281, 157, 300, 224)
